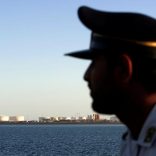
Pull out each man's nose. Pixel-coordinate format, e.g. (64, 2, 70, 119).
(83, 66, 91, 82)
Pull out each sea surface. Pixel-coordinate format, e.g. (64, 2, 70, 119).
(0, 124, 126, 156)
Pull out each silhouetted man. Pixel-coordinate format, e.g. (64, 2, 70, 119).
(66, 6, 156, 156)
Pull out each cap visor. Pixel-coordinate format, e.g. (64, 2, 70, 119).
(65, 50, 92, 59)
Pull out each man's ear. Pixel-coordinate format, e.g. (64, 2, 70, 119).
(114, 54, 133, 84)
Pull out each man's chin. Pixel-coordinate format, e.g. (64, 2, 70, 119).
(91, 100, 115, 115)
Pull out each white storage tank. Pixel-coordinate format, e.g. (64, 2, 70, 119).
(16, 116, 24, 121)
(0, 116, 9, 122)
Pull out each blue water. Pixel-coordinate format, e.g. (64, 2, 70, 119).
(0, 124, 126, 156)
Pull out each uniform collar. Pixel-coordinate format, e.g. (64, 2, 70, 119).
(123, 105, 156, 147)
(137, 105, 156, 147)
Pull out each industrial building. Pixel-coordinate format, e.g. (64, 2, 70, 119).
(9, 116, 25, 122)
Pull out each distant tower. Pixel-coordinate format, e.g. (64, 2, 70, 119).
(92, 114, 100, 121)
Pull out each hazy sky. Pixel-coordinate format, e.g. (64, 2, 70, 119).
(0, 0, 156, 120)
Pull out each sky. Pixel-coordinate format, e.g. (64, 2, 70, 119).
(0, 0, 156, 120)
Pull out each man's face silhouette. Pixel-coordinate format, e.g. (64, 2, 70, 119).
(84, 54, 115, 114)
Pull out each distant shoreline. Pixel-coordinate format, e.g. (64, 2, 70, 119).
(0, 121, 122, 125)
